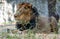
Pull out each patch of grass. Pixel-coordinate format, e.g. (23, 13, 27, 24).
(0, 30, 59, 39)
(0, 21, 60, 39)
(6, 34, 19, 39)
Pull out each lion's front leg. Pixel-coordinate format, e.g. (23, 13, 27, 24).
(50, 16, 58, 33)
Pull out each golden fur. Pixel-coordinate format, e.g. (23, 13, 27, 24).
(14, 3, 36, 24)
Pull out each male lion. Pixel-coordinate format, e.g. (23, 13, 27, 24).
(14, 2, 38, 31)
(14, 2, 58, 33)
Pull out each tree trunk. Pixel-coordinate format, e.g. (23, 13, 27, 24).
(48, 0, 56, 17)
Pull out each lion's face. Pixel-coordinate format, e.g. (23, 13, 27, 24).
(14, 3, 35, 30)
(14, 3, 34, 24)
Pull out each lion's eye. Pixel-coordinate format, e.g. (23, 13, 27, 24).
(24, 7, 27, 9)
(27, 6, 30, 8)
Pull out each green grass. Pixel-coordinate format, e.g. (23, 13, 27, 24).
(0, 21, 60, 39)
(0, 31, 35, 39)
(0, 29, 59, 39)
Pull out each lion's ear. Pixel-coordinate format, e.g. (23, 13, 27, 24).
(17, 4, 22, 9)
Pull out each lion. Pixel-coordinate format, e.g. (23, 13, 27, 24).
(14, 2, 58, 33)
(14, 2, 38, 31)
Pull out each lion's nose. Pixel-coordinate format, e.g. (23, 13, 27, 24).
(14, 15, 17, 18)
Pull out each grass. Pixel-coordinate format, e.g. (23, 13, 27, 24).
(0, 29, 59, 39)
(0, 21, 60, 39)
(0, 30, 35, 39)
